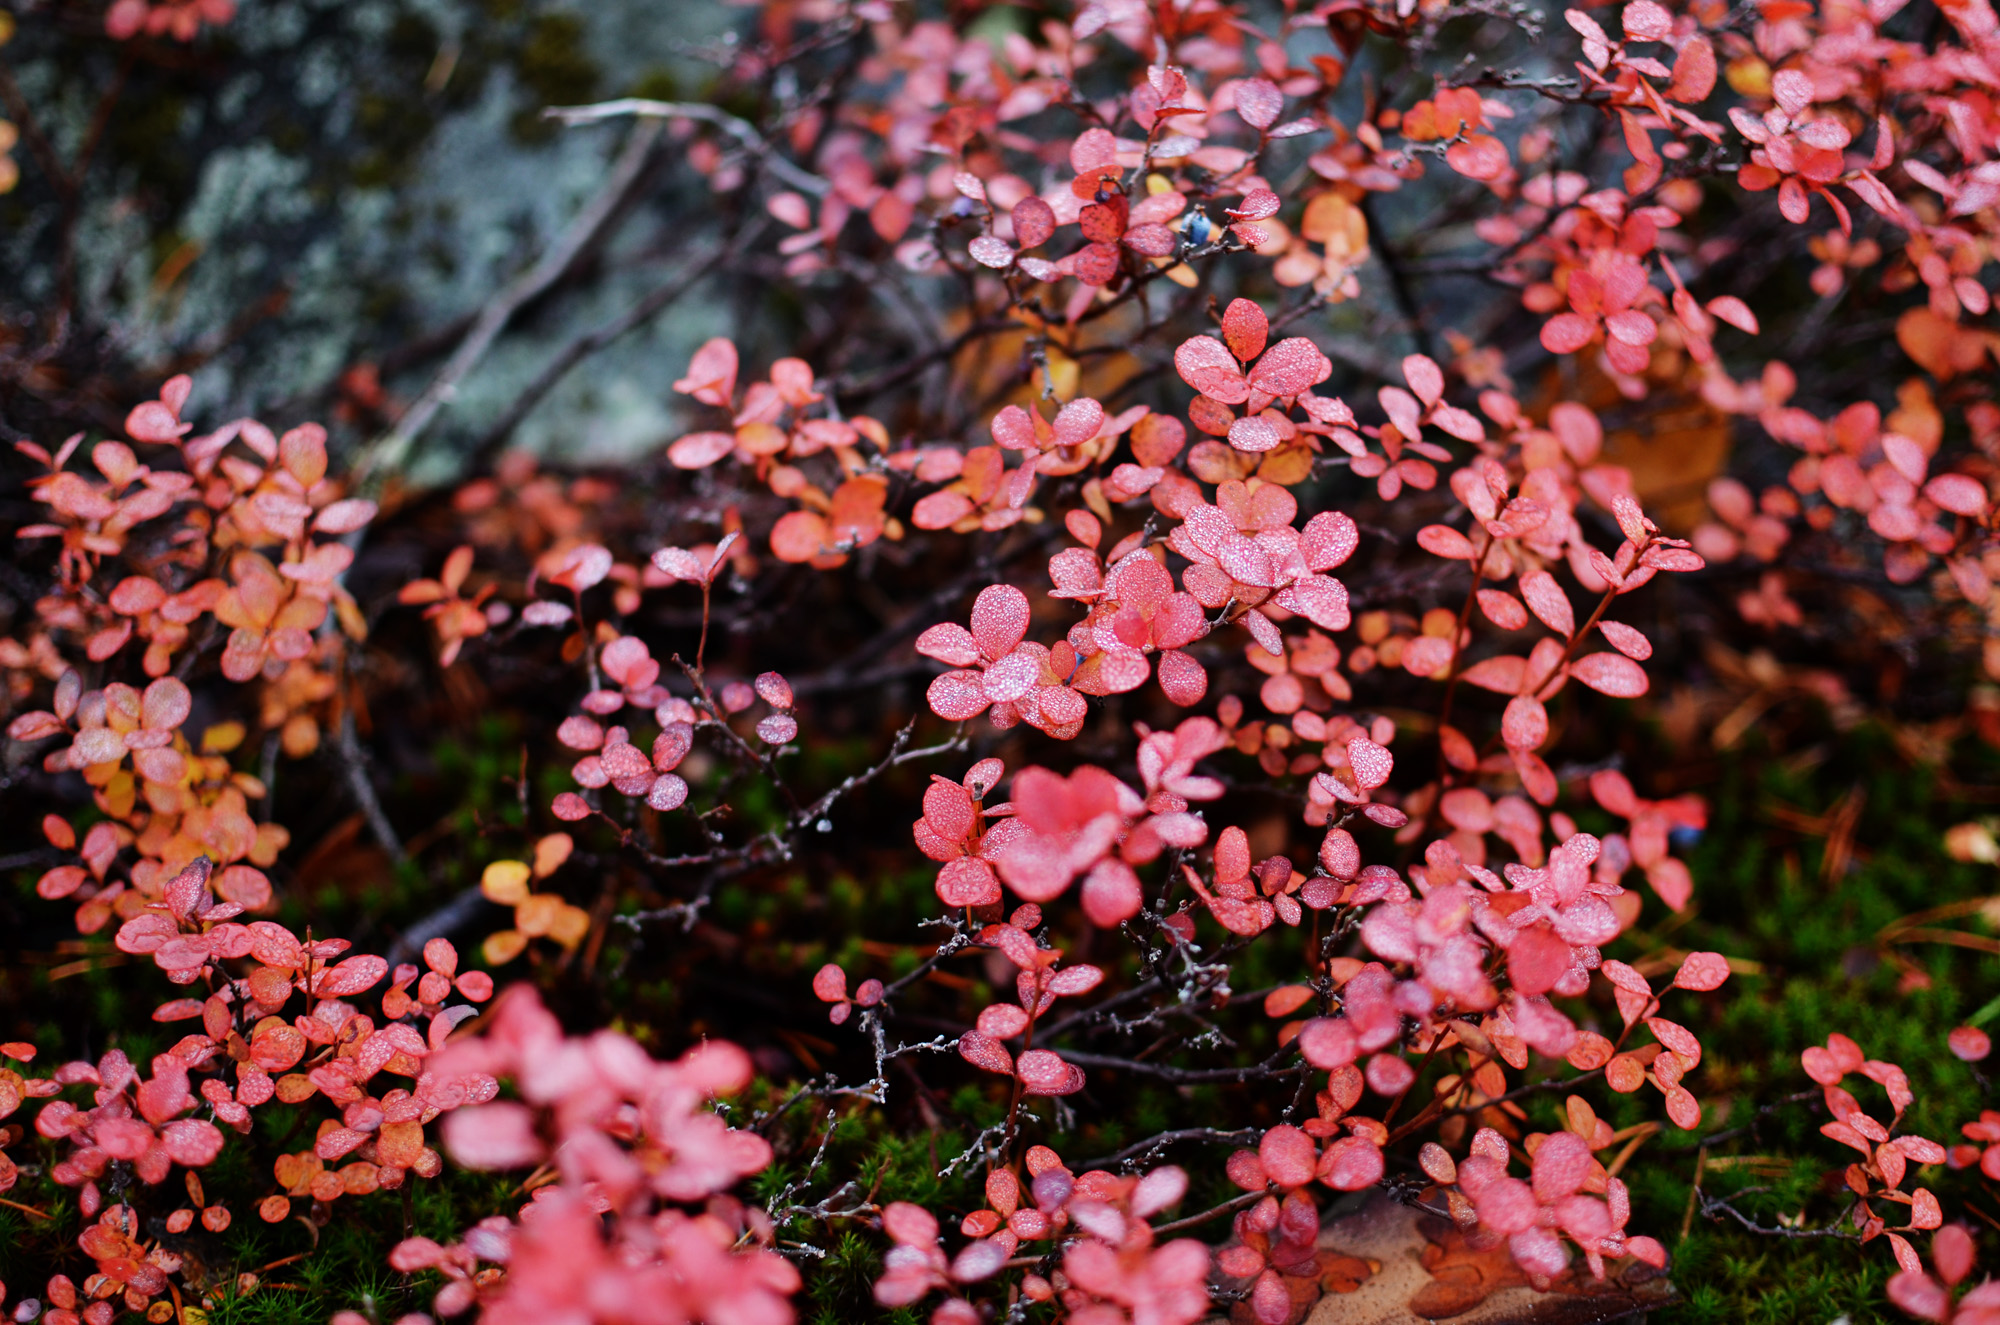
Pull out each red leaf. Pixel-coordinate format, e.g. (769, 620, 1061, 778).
(1597, 620, 1653, 659)
(1706, 296, 1759, 334)
(969, 236, 1016, 268)
(1668, 36, 1717, 102)
(1016, 1048, 1084, 1095)
(1569, 652, 1649, 698)
(1445, 134, 1509, 181)
(1221, 298, 1269, 362)
(1401, 354, 1445, 407)
(1461, 656, 1528, 694)
(1949, 1026, 1992, 1061)
(1531, 1131, 1593, 1202)
(1046, 963, 1104, 996)
(976, 1003, 1031, 1038)
(312, 955, 389, 998)
(1174, 335, 1249, 403)
(668, 431, 737, 469)
(1518, 571, 1576, 636)
(1228, 188, 1281, 221)
(1501, 696, 1548, 750)
(1298, 1017, 1356, 1068)
(1646, 1016, 1703, 1067)
(1541, 313, 1596, 354)
(1672, 952, 1731, 991)
(1316, 1137, 1383, 1190)
(1926, 473, 1989, 517)
(1417, 524, 1476, 560)
(1013, 197, 1057, 249)
(161, 1118, 225, 1166)
(969, 585, 1030, 659)
(1234, 78, 1284, 130)
(958, 1031, 1015, 1075)
(1478, 589, 1528, 630)
(937, 857, 1001, 907)
(1246, 338, 1326, 397)
(1070, 127, 1118, 173)
(1259, 1124, 1317, 1187)
(674, 338, 739, 406)
(1622, 0, 1672, 38)
(1229, 416, 1282, 453)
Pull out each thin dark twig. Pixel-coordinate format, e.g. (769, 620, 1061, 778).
(355, 118, 666, 480)
(336, 711, 407, 866)
(1078, 1127, 1263, 1172)
(466, 239, 733, 466)
(1696, 1187, 1860, 1241)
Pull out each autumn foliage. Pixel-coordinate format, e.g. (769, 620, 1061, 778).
(6, 0, 2000, 1320)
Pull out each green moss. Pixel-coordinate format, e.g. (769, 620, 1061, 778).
(508, 12, 600, 144)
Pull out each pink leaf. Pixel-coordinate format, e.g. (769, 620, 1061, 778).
(1461, 656, 1528, 694)
(1013, 197, 1057, 249)
(675, 338, 739, 406)
(1531, 1131, 1593, 1202)
(1235, 78, 1284, 130)
(160, 1118, 225, 1167)
(977, 1004, 1031, 1038)
(442, 1102, 546, 1169)
(1518, 571, 1576, 636)
(1479, 589, 1529, 630)
(1672, 952, 1731, 991)
(1317, 1137, 1383, 1191)
(1229, 416, 1283, 453)
(1501, 696, 1548, 750)
(1541, 313, 1596, 354)
(1346, 736, 1393, 790)
(1221, 298, 1269, 362)
(1773, 69, 1814, 117)
(928, 671, 991, 722)
(958, 1031, 1015, 1075)
(970, 586, 1031, 659)
(1705, 296, 1759, 334)
(1669, 36, 1717, 102)
(667, 431, 737, 470)
(1247, 338, 1326, 397)
(969, 236, 1016, 268)
(1949, 1026, 1992, 1062)
(1926, 473, 1989, 517)
(1417, 525, 1477, 560)
(1597, 621, 1653, 660)
(311, 956, 388, 998)
(1570, 652, 1650, 698)
(1259, 1125, 1317, 1187)
(1298, 1017, 1356, 1069)
(1301, 511, 1360, 570)
(1016, 1048, 1084, 1096)
(1175, 336, 1249, 403)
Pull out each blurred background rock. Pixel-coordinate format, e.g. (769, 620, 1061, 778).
(0, 0, 752, 480)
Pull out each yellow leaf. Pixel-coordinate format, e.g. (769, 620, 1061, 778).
(531, 833, 574, 879)
(481, 860, 532, 905)
(1042, 347, 1079, 402)
(483, 929, 528, 965)
(550, 904, 593, 949)
(517, 893, 563, 937)
(1725, 56, 1771, 98)
(1256, 443, 1315, 487)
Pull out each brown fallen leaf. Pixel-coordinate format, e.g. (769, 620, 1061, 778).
(1209, 1194, 1673, 1325)
(1228, 1248, 1380, 1325)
